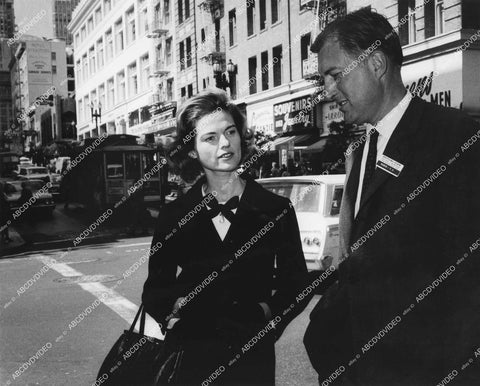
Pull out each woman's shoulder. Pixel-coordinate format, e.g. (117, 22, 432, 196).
(245, 178, 292, 210)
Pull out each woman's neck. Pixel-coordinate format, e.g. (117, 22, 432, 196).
(203, 171, 245, 202)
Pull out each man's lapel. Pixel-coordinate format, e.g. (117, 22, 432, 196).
(356, 96, 426, 217)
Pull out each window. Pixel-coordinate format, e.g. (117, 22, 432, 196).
(51, 52, 56, 60)
(261, 51, 268, 90)
(89, 46, 96, 75)
(75, 32, 79, 46)
(104, 0, 112, 13)
(76, 60, 81, 84)
(273, 45, 282, 86)
(117, 71, 126, 102)
(140, 54, 150, 90)
(128, 62, 138, 97)
(300, 33, 311, 77)
(166, 38, 172, 65)
(87, 16, 94, 34)
(408, 1, 416, 44)
(185, 0, 190, 19)
(186, 37, 192, 67)
(126, 7, 136, 44)
(82, 54, 88, 80)
(201, 28, 206, 43)
(99, 83, 105, 109)
(107, 77, 115, 107)
(115, 18, 124, 53)
(229, 9, 237, 46)
(179, 41, 185, 70)
(178, 0, 183, 24)
(187, 83, 193, 97)
(167, 78, 173, 100)
(435, 0, 444, 35)
(271, 0, 279, 24)
(78, 100, 83, 122)
(95, 7, 102, 25)
(260, 0, 266, 30)
(181, 86, 186, 101)
(84, 95, 90, 121)
(247, 0, 255, 36)
(248, 56, 257, 94)
(52, 65, 57, 75)
(96, 38, 104, 68)
(139, 5, 148, 35)
(164, 0, 170, 24)
(106, 29, 113, 61)
(81, 25, 86, 41)
(90, 90, 97, 109)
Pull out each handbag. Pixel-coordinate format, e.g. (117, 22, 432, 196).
(95, 304, 184, 385)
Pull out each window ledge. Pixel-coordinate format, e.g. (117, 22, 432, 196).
(229, 43, 238, 50)
(260, 27, 268, 34)
(247, 33, 257, 40)
(271, 20, 282, 28)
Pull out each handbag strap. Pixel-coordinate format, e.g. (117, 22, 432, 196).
(128, 304, 146, 334)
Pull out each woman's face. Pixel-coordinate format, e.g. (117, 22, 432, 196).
(191, 110, 242, 174)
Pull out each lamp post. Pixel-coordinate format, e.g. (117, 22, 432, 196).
(213, 59, 237, 98)
(90, 101, 102, 135)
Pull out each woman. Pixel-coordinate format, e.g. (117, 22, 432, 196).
(142, 90, 309, 385)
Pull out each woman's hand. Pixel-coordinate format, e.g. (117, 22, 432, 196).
(166, 297, 185, 321)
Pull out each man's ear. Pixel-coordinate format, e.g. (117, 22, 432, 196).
(188, 150, 198, 159)
(369, 50, 388, 80)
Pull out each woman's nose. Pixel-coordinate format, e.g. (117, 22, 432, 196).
(219, 134, 230, 147)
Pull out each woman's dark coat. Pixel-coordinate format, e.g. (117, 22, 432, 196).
(142, 175, 309, 385)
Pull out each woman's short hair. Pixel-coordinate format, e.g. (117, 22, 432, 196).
(169, 89, 252, 183)
(311, 7, 403, 67)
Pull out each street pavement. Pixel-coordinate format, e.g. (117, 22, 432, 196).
(1, 234, 320, 386)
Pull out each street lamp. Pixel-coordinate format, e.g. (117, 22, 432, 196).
(212, 59, 237, 98)
(90, 101, 102, 135)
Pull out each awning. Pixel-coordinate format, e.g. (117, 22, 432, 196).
(293, 134, 316, 148)
(303, 137, 329, 153)
(267, 136, 295, 150)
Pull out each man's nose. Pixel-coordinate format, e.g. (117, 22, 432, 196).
(324, 76, 338, 99)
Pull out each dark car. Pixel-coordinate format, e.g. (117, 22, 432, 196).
(2, 179, 55, 217)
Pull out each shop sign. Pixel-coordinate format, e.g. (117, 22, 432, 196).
(247, 105, 274, 136)
(402, 53, 462, 108)
(322, 101, 344, 135)
(273, 95, 314, 134)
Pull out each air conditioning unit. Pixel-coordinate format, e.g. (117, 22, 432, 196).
(213, 8, 221, 19)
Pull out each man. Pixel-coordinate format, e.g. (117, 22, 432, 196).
(304, 8, 480, 386)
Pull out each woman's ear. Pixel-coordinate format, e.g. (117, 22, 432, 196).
(188, 150, 198, 159)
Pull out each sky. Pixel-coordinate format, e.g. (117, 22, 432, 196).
(14, 0, 54, 39)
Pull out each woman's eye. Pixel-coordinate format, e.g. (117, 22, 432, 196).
(226, 128, 237, 136)
(205, 136, 215, 142)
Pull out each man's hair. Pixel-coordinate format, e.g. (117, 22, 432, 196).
(311, 7, 403, 67)
(170, 89, 252, 183)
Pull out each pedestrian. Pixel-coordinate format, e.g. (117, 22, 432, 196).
(142, 89, 309, 385)
(60, 161, 73, 209)
(0, 183, 12, 244)
(126, 185, 148, 236)
(270, 162, 280, 177)
(303, 8, 480, 386)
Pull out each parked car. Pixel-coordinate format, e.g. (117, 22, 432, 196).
(2, 179, 56, 216)
(15, 165, 62, 196)
(257, 175, 345, 271)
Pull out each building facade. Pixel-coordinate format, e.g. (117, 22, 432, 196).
(69, 0, 177, 141)
(349, 0, 480, 120)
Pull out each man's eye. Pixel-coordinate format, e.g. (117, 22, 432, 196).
(332, 73, 342, 81)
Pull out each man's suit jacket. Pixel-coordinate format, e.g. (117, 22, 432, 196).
(304, 97, 480, 385)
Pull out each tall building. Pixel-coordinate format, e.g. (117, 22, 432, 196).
(348, 0, 480, 120)
(0, 0, 14, 39)
(0, 39, 15, 151)
(53, 0, 82, 45)
(10, 36, 70, 151)
(69, 0, 176, 141)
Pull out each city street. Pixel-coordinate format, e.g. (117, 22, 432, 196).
(0, 236, 319, 386)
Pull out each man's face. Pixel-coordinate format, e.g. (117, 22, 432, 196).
(318, 39, 382, 125)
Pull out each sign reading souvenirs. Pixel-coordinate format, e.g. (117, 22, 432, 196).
(273, 95, 315, 134)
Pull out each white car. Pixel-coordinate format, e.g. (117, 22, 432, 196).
(257, 175, 345, 271)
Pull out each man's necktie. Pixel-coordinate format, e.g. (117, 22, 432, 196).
(208, 196, 239, 223)
(361, 128, 379, 202)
